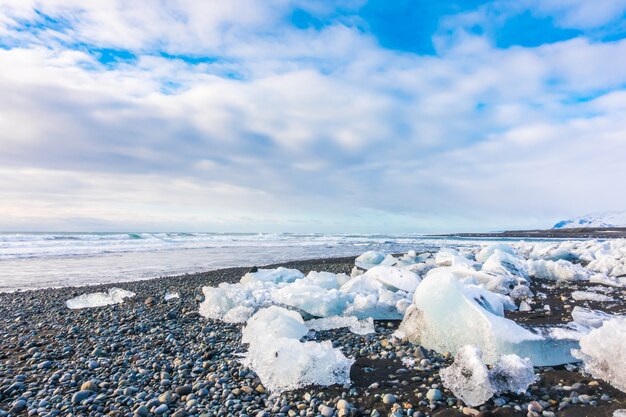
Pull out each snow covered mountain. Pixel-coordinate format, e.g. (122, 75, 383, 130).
(553, 211, 626, 229)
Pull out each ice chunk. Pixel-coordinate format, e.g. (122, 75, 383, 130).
(440, 346, 536, 407)
(614, 409, 626, 417)
(340, 275, 411, 319)
(429, 265, 520, 295)
(476, 243, 516, 263)
(362, 265, 421, 293)
(440, 345, 494, 406)
(241, 307, 354, 393)
(571, 291, 616, 302)
(489, 354, 536, 394)
(589, 273, 625, 287)
(527, 259, 589, 282)
(164, 292, 179, 301)
(571, 306, 614, 329)
(272, 281, 348, 317)
(355, 250, 386, 270)
(435, 251, 476, 267)
(66, 287, 135, 309)
(240, 267, 304, 285)
(199, 281, 276, 323)
(573, 316, 626, 392)
(481, 250, 528, 280)
(398, 271, 577, 365)
(306, 316, 375, 335)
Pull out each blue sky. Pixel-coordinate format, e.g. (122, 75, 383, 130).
(0, 0, 626, 233)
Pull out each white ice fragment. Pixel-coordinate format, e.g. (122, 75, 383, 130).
(362, 265, 421, 293)
(589, 273, 625, 287)
(66, 287, 135, 309)
(306, 316, 375, 335)
(241, 307, 354, 393)
(435, 251, 476, 267)
(439, 346, 494, 406)
(571, 306, 614, 329)
(164, 292, 179, 301)
(199, 281, 276, 323)
(355, 250, 386, 270)
(440, 346, 536, 407)
(380, 254, 399, 266)
(527, 259, 589, 282)
(240, 267, 304, 285)
(519, 301, 531, 312)
(571, 291, 616, 302)
(482, 250, 528, 280)
(399, 271, 577, 365)
(340, 275, 411, 319)
(573, 316, 626, 392)
(614, 409, 626, 417)
(476, 244, 516, 263)
(272, 281, 347, 317)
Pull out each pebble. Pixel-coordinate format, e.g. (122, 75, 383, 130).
(383, 393, 397, 404)
(426, 388, 442, 401)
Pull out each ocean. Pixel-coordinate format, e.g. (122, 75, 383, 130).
(0, 232, 546, 292)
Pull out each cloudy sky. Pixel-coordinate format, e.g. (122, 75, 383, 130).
(1, 0, 625, 233)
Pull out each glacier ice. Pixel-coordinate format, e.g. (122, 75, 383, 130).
(476, 243, 516, 263)
(164, 292, 179, 301)
(362, 265, 421, 293)
(306, 316, 375, 335)
(66, 287, 136, 309)
(240, 267, 304, 285)
(573, 316, 626, 392)
(440, 345, 536, 407)
(571, 291, 616, 302)
(571, 306, 614, 329)
(354, 250, 386, 270)
(440, 345, 494, 406)
(481, 250, 529, 281)
(527, 259, 589, 282)
(272, 279, 348, 317)
(241, 307, 354, 393)
(398, 271, 577, 365)
(340, 275, 411, 319)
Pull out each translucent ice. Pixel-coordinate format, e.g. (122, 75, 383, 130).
(355, 250, 386, 270)
(398, 271, 577, 365)
(306, 316, 375, 335)
(240, 267, 304, 285)
(481, 250, 529, 280)
(440, 346, 536, 407)
(241, 307, 354, 393)
(527, 259, 589, 282)
(571, 291, 616, 302)
(66, 287, 135, 309)
(571, 306, 614, 329)
(574, 316, 626, 392)
(362, 265, 421, 293)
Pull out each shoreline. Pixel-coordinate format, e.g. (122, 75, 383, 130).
(436, 227, 626, 239)
(1, 255, 625, 417)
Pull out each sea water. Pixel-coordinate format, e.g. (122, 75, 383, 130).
(0, 232, 557, 292)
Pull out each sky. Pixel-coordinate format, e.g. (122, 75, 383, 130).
(0, 0, 626, 233)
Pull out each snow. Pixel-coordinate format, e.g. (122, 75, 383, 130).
(398, 271, 577, 365)
(440, 345, 536, 407)
(241, 307, 354, 393)
(362, 265, 421, 293)
(573, 316, 626, 392)
(66, 287, 135, 309)
(553, 210, 626, 229)
(527, 259, 589, 282)
(306, 316, 375, 335)
(571, 291, 616, 302)
(354, 250, 386, 270)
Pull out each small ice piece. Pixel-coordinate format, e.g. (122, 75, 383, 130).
(240, 267, 304, 285)
(519, 301, 532, 312)
(380, 254, 399, 266)
(362, 265, 421, 293)
(590, 273, 625, 287)
(489, 354, 537, 394)
(476, 244, 516, 263)
(435, 250, 476, 267)
(573, 316, 626, 392)
(527, 259, 589, 282)
(614, 409, 626, 417)
(272, 281, 348, 317)
(306, 316, 375, 335)
(199, 281, 276, 323)
(440, 346, 536, 407)
(571, 291, 616, 302)
(340, 275, 411, 320)
(164, 292, 179, 301)
(355, 250, 386, 270)
(241, 307, 354, 393)
(571, 306, 614, 329)
(440, 346, 494, 406)
(481, 250, 529, 280)
(66, 287, 135, 309)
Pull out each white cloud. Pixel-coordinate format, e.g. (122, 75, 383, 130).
(0, 1, 625, 232)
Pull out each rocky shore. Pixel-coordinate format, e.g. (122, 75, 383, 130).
(0, 256, 624, 417)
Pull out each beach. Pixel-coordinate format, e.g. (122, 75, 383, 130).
(1, 253, 625, 417)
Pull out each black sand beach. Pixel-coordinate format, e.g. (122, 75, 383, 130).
(1, 255, 624, 417)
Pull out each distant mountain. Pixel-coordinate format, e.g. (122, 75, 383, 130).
(553, 211, 626, 229)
